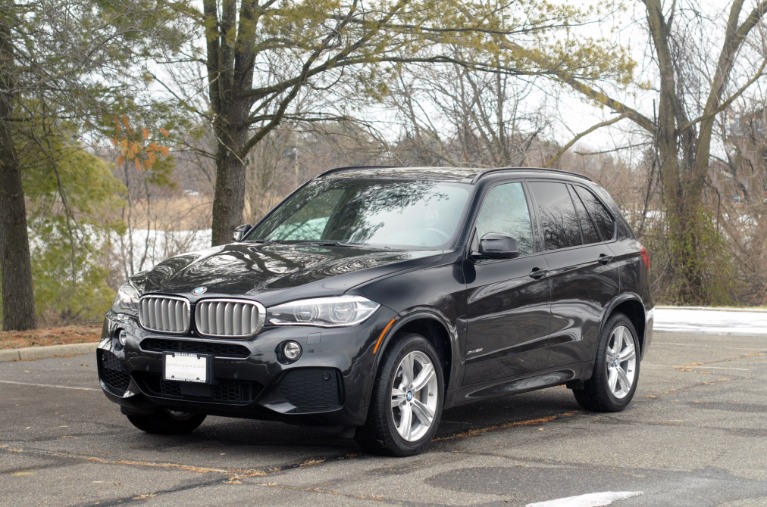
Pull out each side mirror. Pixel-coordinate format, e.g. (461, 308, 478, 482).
(232, 224, 253, 242)
(477, 233, 520, 259)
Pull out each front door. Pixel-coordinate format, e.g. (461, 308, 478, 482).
(462, 181, 551, 385)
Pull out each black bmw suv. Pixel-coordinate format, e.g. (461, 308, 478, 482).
(99, 166, 653, 456)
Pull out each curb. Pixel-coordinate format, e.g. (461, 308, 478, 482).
(0, 342, 98, 363)
(655, 306, 767, 313)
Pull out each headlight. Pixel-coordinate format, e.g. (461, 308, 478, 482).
(267, 296, 380, 327)
(112, 282, 140, 315)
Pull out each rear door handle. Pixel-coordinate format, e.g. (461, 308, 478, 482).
(598, 253, 613, 265)
(529, 267, 548, 280)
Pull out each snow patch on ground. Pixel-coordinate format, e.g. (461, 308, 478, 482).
(654, 307, 767, 335)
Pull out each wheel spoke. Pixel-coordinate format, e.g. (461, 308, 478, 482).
(612, 327, 624, 354)
(607, 366, 618, 393)
(411, 362, 435, 392)
(391, 389, 406, 408)
(397, 403, 413, 440)
(618, 341, 636, 363)
(616, 366, 632, 394)
(411, 398, 434, 427)
(400, 354, 415, 386)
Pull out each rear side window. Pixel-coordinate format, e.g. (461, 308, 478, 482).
(528, 181, 582, 251)
(475, 182, 534, 255)
(570, 186, 601, 244)
(574, 186, 616, 241)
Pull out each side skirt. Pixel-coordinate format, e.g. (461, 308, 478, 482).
(444, 362, 593, 409)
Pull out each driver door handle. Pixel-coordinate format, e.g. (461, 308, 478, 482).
(529, 267, 548, 280)
(598, 253, 614, 265)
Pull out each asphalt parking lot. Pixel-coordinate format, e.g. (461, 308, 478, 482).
(1, 330, 765, 507)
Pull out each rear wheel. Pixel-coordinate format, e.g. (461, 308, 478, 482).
(573, 313, 640, 412)
(125, 409, 206, 435)
(356, 333, 444, 456)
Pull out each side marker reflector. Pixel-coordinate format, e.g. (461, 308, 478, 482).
(373, 318, 397, 355)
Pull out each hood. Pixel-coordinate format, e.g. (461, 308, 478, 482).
(133, 242, 441, 305)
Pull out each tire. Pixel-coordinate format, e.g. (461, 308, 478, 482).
(356, 333, 444, 456)
(125, 409, 206, 435)
(573, 313, 640, 412)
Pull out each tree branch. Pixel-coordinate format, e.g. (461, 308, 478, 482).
(545, 114, 627, 167)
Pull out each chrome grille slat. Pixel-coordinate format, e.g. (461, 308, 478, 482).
(240, 306, 248, 336)
(139, 296, 190, 334)
(216, 303, 224, 335)
(195, 299, 265, 338)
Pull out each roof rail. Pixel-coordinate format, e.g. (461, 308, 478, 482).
(315, 165, 593, 183)
(315, 165, 401, 178)
(471, 167, 592, 183)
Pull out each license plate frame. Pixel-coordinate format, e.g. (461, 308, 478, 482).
(163, 352, 211, 384)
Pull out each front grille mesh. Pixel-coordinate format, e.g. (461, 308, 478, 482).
(278, 368, 343, 411)
(195, 299, 265, 337)
(98, 350, 130, 395)
(139, 296, 190, 334)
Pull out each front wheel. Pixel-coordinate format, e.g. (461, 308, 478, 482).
(573, 313, 640, 412)
(125, 409, 206, 435)
(356, 333, 444, 456)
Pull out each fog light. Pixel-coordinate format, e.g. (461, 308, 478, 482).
(118, 329, 129, 346)
(283, 341, 302, 361)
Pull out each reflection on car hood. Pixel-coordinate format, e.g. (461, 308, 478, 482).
(135, 242, 440, 304)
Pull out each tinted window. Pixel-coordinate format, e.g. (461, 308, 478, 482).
(574, 186, 615, 241)
(475, 182, 534, 255)
(528, 181, 582, 251)
(570, 186, 601, 244)
(269, 189, 343, 240)
(247, 179, 471, 249)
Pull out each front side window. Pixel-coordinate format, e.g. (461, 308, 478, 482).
(474, 182, 534, 255)
(528, 181, 583, 251)
(247, 179, 471, 249)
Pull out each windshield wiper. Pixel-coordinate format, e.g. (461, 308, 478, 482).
(247, 239, 282, 245)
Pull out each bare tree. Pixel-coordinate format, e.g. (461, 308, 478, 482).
(549, 0, 767, 304)
(197, 0, 634, 245)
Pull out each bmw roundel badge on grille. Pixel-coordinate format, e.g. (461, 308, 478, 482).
(192, 286, 207, 296)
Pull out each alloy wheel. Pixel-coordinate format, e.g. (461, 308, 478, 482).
(605, 325, 637, 399)
(390, 350, 439, 442)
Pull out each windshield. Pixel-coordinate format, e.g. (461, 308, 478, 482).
(246, 179, 471, 249)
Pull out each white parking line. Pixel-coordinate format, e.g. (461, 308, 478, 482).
(0, 380, 100, 392)
(526, 491, 643, 507)
(652, 342, 765, 351)
(643, 364, 750, 371)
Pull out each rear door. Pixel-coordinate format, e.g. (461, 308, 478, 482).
(527, 181, 620, 367)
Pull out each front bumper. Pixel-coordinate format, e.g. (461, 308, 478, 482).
(97, 307, 397, 426)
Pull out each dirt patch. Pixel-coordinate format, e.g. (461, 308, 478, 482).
(0, 325, 100, 350)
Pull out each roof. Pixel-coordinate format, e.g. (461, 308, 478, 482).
(316, 166, 592, 183)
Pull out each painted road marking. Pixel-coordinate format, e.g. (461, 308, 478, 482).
(526, 491, 643, 507)
(0, 380, 100, 392)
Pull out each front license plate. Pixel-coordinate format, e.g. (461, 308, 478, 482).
(163, 352, 209, 383)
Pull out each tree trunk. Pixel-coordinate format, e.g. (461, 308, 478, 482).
(211, 121, 248, 245)
(0, 7, 36, 330)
